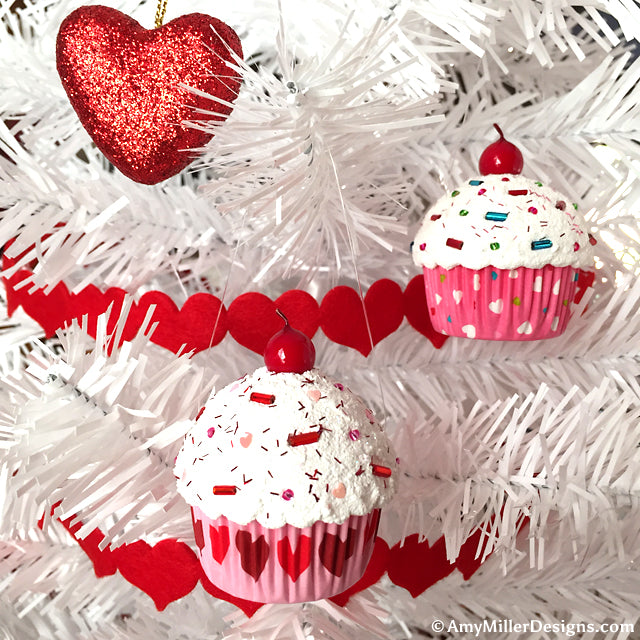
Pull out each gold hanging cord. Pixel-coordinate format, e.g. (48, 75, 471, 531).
(154, 0, 169, 28)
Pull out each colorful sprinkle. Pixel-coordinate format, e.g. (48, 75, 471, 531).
(409, 241, 414, 251)
(573, 273, 579, 282)
(572, 203, 578, 210)
(513, 297, 521, 306)
(282, 489, 294, 501)
(207, 427, 215, 438)
(563, 299, 569, 307)
(250, 392, 275, 405)
(459, 209, 469, 216)
(213, 485, 236, 495)
(588, 234, 597, 246)
(440, 274, 446, 283)
(419, 243, 426, 251)
(447, 315, 452, 323)
(528, 206, 538, 214)
(490, 242, 500, 250)
(451, 190, 460, 197)
(446, 238, 464, 250)
(491, 271, 498, 280)
(485, 211, 508, 221)
(507, 189, 528, 196)
(531, 239, 552, 250)
(349, 429, 361, 441)
(543, 307, 548, 313)
(469, 179, 483, 186)
(555, 200, 566, 210)
(332, 483, 346, 499)
(288, 431, 322, 446)
(535, 181, 543, 187)
(371, 464, 392, 478)
(478, 188, 486, 195)
(430, 214, 441, 221)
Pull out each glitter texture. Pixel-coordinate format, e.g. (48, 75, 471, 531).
(56, 6, 242, 184)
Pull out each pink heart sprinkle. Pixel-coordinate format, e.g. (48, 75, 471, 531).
(207, 427, 215, 438)
(332, 483, 346, 499)
(240, 433, 253, 448)
(307, 390, 321, 402)
(349, 429, 360, 441)
(282, 489, 294, 501)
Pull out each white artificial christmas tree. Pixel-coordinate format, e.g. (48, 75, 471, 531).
(1, 0, 640, 638)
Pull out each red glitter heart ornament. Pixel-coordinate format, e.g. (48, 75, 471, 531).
(56, 6, 242, 184)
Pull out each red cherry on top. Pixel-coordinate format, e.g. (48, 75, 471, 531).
(478, 123, 523, 176)
(264, 309, 316, 374)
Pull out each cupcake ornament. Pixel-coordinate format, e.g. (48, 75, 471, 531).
(175, 312, 398, 602)
(412, 124, 596, 340)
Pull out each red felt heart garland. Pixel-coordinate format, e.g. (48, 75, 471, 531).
(50, 507, 489, 616)
(3, 260, 448, 354)
(56, 6, 243, 184)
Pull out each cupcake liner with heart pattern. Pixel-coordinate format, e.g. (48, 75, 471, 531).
(422, 264, 589, 340)
(191, 507, 380, 603)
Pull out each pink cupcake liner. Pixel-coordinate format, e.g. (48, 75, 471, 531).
(191, 507, 380, 603)
(422, 265, 585, 341)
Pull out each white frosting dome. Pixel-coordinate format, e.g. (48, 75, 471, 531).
(412, 174, 595, 270)
(175, 367, 398, 528)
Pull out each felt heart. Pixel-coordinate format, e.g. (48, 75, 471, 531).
(387, 534, 456, 597)
(209, 524, 231, 564)
(114, 539, 201, 610)
(307, 389, 321, 402)
(329, 538, 389, 607)
(452, 290, 463, 304)
(318, 528, 357, 577)
(235, 531, 270, 581)
(56, 6, 242, 184)
(57, 512, 118, 578)
(227, 291, 319, 355)
(402, 275, 448, 349)
(276, 535, 312, 582)
(190, 508, 205, 552)
(320, 279, 404, 356)
(137, 291, 227, 354)
(239, 433, 253, 448)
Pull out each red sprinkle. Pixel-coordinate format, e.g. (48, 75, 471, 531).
(528, 206, 538, 214)
(589, 233, 597, 246)
(446, 238, 464, 250)
(355, 467, 365, 476)
(371, 464, 392, 478)
(430, 214, 441, 221)
(555, 200, 566, 210)
(250, 392, 275, 405)
(195, 407, 206, 421)
(508, 189, 528, 196)
(213, 485, 237, 495)
(288, 431, 322, 446)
